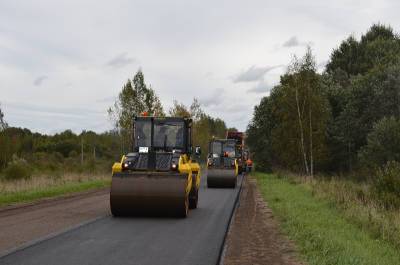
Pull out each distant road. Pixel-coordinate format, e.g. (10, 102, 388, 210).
(1, 174, 243, 265)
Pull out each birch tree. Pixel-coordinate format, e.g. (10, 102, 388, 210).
(0, 103, 7, 131)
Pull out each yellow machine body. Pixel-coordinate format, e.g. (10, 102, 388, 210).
(110, 116, 201, 217)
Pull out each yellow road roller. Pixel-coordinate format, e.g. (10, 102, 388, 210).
(206, 139, 238, 188)
(110, 116, 201, 217)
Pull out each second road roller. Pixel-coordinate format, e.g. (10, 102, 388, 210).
(206, 139, 238, 188)
(110, 115, 201, 217)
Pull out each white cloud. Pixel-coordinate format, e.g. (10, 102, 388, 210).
(33, 75, 48, 86)
(283, 36, 300, 47)
(1, 0, 400, 132)
(283, 36, 314, 48)
(106, 53, 136, 69)
(233, 65, 282, 83)
(247, 79, 273, 94)
(199, 88, 224, 107)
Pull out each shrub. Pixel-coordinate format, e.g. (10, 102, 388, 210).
(359, 117, 400, 170)
(68, 150, 78, 158)
(85, 158, 96, 173)
(2, 158, 31, 181)
(372, 161, 400, 209)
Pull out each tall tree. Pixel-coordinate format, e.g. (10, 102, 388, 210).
(108, 70, 165, 152)
(189, 98, 203, 122)
(0, 103, 7, 131)
(247, 49, 329, 174)
(168, 99, 226, 160)
(275, 49, 329, 175)
(169, 100, 191, 118)
(326, 24, 400, 76)
(168, 98, 203, 120)
(246, 95, 276, 172)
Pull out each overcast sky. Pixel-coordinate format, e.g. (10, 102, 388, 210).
(1, 0, 400, 134)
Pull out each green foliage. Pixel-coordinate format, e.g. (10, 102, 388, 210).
(373, 161, 400, 209)
(359, 117, 400, 169)
(108, 70, 165, 152)
(0, 126, 121, 176)
(326, 24, 400, 76)
(0, 178, 110, 207)
(324, 25, 400, 172)
(169, 100, 191, 118)
(193, 113, 227, 160)
(2, 157, 31, 180)
(338, 66, 400, 158)
(169, 98, 204, 121)
(246, 96, 275, 172)
(168, 98, 227, 161)
(256, 172, 400, 265)
(248, 23, 400, 180)
(247, 49, 330, 174)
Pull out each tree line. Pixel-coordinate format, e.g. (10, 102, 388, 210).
(0, 70, 228, 180)
(0, 124, 121, 180)
(247, 24, 400, 207)
(108, 70, 228, 159)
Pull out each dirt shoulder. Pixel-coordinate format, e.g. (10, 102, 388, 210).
(0, 188, 110, 255)
(223, 176, 303, 265)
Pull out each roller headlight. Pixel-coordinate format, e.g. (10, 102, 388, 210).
(171, 159, 179, 171)
(122, 162, 129, 170)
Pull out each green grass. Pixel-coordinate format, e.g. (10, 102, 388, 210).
(255, 172, 400, 265)
(0, 179, 110, 207)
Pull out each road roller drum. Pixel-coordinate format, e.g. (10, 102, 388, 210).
(110, 172, 189, 217)
(207, 169, 237, 188)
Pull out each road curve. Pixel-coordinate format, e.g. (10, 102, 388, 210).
(1, 174, 243, 265)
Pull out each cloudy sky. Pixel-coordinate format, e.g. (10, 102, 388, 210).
(1, 0, 399, 134)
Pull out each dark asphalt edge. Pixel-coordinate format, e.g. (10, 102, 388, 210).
(216, 174, 245, 265)
(0, 215, 108, 259)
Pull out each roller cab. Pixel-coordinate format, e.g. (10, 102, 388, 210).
(110, 116, 201, 217)
(206, 139, 238, 188)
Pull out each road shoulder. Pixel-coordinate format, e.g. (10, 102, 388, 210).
(223, 175, 303, 265)
(0, 188, 109, 255)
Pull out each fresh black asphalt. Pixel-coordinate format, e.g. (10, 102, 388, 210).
(0, 174, 243, 265)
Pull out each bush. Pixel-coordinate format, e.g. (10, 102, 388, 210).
(359, 117, 400, 170)
(68, 150, 78, 158)
(2, 159, 31, 181)
(372, 161, 400, 209)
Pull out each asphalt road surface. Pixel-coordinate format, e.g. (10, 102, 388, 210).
(0, 174, 243, 265)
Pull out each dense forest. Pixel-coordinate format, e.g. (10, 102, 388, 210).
(247, 24, 400, 208)
(0, 71, 228, 181)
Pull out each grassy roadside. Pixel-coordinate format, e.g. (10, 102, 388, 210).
(255, 172, 400, 265)
(0, 176, 110, 207)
